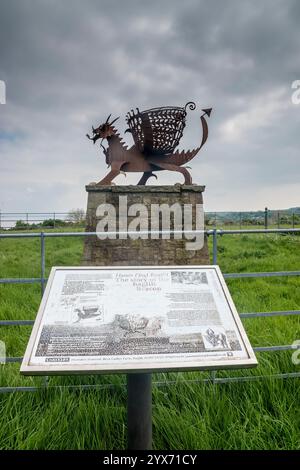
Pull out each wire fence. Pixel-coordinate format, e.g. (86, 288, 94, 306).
(0, 211, 84, 230)
(0, 227, 300, 394)
(205, 207, 300, 229)
(1, 207, 299, 230)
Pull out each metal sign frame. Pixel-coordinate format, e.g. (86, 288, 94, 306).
(20, 265, 257, 375)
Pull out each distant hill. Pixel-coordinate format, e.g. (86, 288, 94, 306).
(205, 207, 300, 225)
(206, 207, 300, 217)
(285, 207, 300, 214)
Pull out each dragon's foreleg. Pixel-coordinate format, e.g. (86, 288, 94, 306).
(95, 163, 126, 186)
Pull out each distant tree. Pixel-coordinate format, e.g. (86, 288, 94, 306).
(42, 219, 66, 228)
(205, 216, 216, 226)
(279, 215, 291, 225)
(15, 220, 28, 229)
(67, 209, 86, 225)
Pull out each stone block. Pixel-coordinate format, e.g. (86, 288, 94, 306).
(83, 185, 210, 266)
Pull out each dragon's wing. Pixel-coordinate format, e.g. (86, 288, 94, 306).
(146, 110, 210, 166)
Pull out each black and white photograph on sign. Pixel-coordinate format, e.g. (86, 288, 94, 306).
(21, 266, 257, 374)
(171, 271, 208, 285)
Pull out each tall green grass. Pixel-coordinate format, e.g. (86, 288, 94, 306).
(0, 231, 299, 449)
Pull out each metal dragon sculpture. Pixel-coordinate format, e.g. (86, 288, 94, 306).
(86, 102, 212, 185)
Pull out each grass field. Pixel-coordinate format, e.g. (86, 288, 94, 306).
(0, 230, 299, 449)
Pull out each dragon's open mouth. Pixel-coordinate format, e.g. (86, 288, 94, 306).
(86, 132, 101, 144)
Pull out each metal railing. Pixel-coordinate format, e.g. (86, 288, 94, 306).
(0, 227, 300, 393)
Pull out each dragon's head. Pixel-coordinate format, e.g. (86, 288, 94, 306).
(86, 114, 119, 144)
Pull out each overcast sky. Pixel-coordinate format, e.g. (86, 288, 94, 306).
(0, 0, 299, 213)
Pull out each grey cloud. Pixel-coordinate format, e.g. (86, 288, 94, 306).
(0, 0, 299, 213)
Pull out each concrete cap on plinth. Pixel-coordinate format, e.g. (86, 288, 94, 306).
(85, 184, 206, 193)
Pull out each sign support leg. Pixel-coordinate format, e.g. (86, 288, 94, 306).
(127, 373, 152, 450)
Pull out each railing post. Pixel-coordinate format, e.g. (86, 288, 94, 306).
(41, 232, 45, 296)
(43, 375, 49, 388)
(264, 207, 268, 230)
(277, 211, 280, 229)
(210, 370, 217, 386)
(53, 212, 56, 229)
(213, 229, 218, 264)
(292, 213, 295, 229)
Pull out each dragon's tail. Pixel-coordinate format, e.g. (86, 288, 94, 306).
(148, 147, 200, 168)
(162, 147, 201, 166)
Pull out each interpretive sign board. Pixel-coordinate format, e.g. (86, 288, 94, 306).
(21, 266, 257, 375)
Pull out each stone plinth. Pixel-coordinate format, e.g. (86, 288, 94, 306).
(83, 184, 210, 266)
